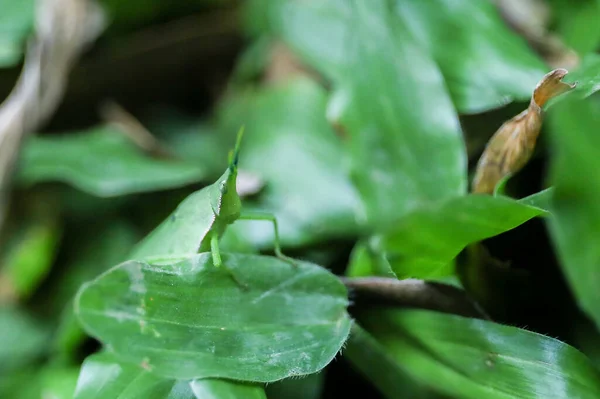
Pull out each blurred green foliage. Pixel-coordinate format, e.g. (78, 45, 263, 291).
(3, 0, 600, 398)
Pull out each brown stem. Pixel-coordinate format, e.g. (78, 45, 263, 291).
(341, 276, 490, 319)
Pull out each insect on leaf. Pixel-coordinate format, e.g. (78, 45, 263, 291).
(129, 127, 245, 261)
(471, 69, 576, 194)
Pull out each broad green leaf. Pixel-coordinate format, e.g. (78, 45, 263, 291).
(75, 253, 351, 382)
(73, 352, 196, 399)
(249, 0, 467, 225)
(547, 96, 600, 329)
(380, 194, 547, 279)
(0, 0, 35, 67)
(0, 306, 50, 371)
(266, 0, 349, 80)
(361, 309, 600, 399)
(16, 126, 207, 197)
(331, 0, 466, 224)
(268, 0, 545, 114)
(218, 78, 362, 248)
(393, 0, 547, 113)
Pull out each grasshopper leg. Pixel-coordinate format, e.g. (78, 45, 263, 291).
(210, 231, 248, 289)
(238, 212, 296, 267)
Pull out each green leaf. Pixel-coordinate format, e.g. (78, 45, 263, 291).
(0, 306, 50, 372)
(517, 187, 554, 212)
(249, 0, 468, 225)
(557, 54, 600, 100)
(265, 0, 348, 80)
(146, 113, 230, 178)
(393, 0, 547, 113)
(73, 352, 196, 399)
(548, 0, 600, 55)
(380, 194, 547, 279)
(50, 222, 139, 358)
(345, 241, 395, 278)
(41, 367, 80, 399)
(0, 367, 42, 399)
(547, 95, 600, 329)
(544, 54, 600, 111)
(332, 0, 467, 224)
(360, 309, 600, 399)
(269, 0, 545, 114)
(0, 0, 35, 68)
(16, 126, 207, 197)
(0, 209, 61, 299)
(189, 379, 266, 399)
(218, 78, 362, 248)
(229, 36, 273, 85)
(74, 353, 266, 399)
(51, 222, 140, 314)
(344, 324, 446, 399)
(75, 253, 351, 382)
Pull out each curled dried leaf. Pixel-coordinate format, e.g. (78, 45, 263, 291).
(471, 68, 576, 194)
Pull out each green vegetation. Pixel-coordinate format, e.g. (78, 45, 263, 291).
(3, 0, 600, 398)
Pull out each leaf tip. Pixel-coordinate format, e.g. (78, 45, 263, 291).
(533, 68, 577, 107)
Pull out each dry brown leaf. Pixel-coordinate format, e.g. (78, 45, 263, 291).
(471, 68, 576, 194)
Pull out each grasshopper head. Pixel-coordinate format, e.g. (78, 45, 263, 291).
(210, 126, 244, 223)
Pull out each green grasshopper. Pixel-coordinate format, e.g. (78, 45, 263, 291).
(205, 126, 295, 270)
(130, 126, 295, 283)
